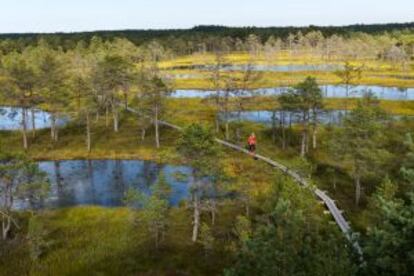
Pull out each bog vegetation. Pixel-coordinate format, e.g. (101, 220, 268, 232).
(0, 24, 414, 275)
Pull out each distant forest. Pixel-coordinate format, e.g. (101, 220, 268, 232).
(0, 22, 413, 55)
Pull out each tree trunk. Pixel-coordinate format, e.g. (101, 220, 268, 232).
(86, 112, 91, 152)
(141, 128, 146, 141)
(113, 109, 119, 132)
(55, 126, 59, 142)
(210, 200, 216, 225)
(305, 130, 309, 154)
(355, 175, 361, 206)
(105, 105, 109, 128)
(215, 91, 221, 134)
(124, 91, 128, 109)
(312, 127, 317, 149)
(225, 121, 229, 140)
(52, 114, 59, 142)
(245, 203, 250, 218)
(155, 104, 160, 148)
(21, 108, 28, 149)
(302, 112, 309, 156)
(271, 111, 276, 143)
(192, 193, 200, 242)
(50, 114, 56, 141)
(2, 215, 11, 240)
(281, 111, 286, 149)
(31, 108, 36, 138)
(300, 130, 306, 158)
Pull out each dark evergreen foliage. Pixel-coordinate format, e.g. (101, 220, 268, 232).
(0, 22, 413, 54)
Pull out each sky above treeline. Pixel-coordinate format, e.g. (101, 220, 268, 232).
(0, 0, 413, 33)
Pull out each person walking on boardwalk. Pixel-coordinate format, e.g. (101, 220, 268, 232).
(247, 132, 257, 157)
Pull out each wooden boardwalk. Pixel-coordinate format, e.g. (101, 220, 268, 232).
(126, 106, 362, 255)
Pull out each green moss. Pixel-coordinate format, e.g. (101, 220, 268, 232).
(0, 206, 230, 275)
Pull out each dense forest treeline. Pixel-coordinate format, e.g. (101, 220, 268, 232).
(0, 23, 413, 55)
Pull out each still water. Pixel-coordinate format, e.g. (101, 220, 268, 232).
(0, 107, 67, 130)
(15, 160, 194, 209)
(219, 110, 407, 126)
(171, 85, 414, 100)
(219, 110, 347, 126)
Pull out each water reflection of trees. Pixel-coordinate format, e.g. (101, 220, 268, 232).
(34, 160, 193, 208)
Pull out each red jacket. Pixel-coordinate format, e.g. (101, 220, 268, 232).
(248, 135, 257, 145)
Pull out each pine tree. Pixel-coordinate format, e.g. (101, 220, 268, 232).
(329, 96, 391, 206)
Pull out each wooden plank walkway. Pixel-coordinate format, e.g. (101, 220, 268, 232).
(125, 106, 362, 255)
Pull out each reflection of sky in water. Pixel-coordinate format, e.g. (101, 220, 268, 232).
(0, 107, 67, 130)
(13, 160, 194, 209)
(219, 110, 407, 126)
(171, 85, 414, 100)
(219, 110, 347, 126)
